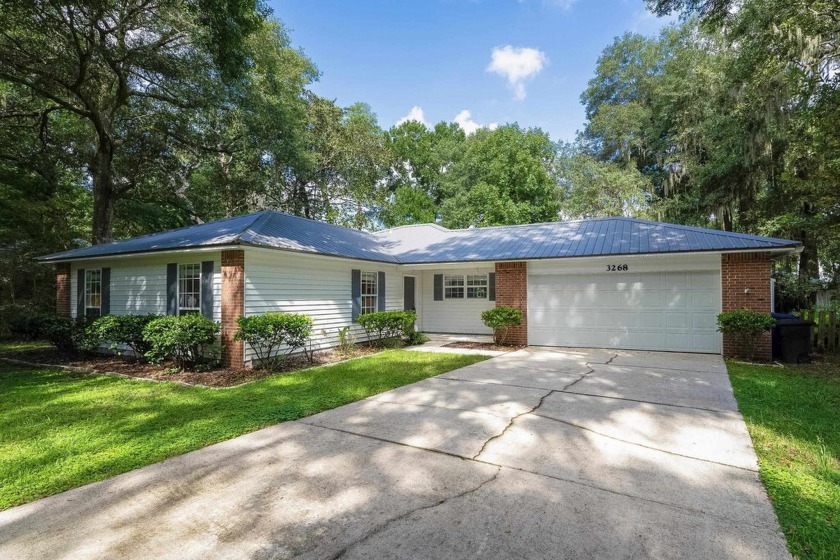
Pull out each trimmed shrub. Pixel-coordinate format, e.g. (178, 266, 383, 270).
(717, 309, 776, 361)
(6, 309, 92, 354)
(234, 312, 314, 369)
(357, 310, 416, 347)
(87, 314, 160, 361)
(7, 309, 53, 340)
(481, 306, 524, 345)
(405, 329, 429, 346)
(143, 314, 219, 370)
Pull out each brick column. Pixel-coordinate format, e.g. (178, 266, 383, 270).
(221, 250, 245, 368)
(721, 252, 773, 361)
(495, 261, 528, 346)
(56, 263, 71, 316)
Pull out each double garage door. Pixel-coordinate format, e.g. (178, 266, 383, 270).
(529, 268, 721, 353)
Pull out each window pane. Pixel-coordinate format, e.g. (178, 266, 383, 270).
(179, 264, 201, 313)
(444, 275, 465, 298)
(360, 272, 377, 314)
(85, 269, 102, 310)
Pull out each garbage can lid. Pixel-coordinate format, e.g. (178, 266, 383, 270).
(775, 319, 814, 326)
(772, 312, 798, 320)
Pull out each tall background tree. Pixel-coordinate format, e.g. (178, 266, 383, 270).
(1, 0, 838, 310)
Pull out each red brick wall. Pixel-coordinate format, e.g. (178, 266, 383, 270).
(221, 250, 245, 368)
(55, 263, 71, 316)
(721, 252, 773, 361)
(495, 261, 528, 346)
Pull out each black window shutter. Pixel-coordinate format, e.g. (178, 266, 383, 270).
(378, 271, 386, 311)
(351, 269, 361, 321)
(166, 263, 178, 316)
(76, 269, 85, 318)
(201, 261, 214, 319)
(433, 274, 443, 301)
(101, 268, 111, 315)
(488, 272, 496, 301)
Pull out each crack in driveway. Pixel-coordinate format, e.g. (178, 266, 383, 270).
(328, 466, 502, 560)
(471, 388, 557, 460)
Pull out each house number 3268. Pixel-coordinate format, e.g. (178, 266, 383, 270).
(606, 264, 629, 272)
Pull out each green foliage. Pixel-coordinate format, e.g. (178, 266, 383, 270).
(439, 125, 560, 228)
(727, 360, 840, 560)
(555, 143, 651, 219)
(6, 308, 52, 340)
(6, 309, 91, 354)
(142, 315, 220, 370)
(775, 272, 820, 312)
(481, 306, 524, 345)
(0, 351, 489, 510)
(405, 330, 429, 346)
(234, 312, 314, 369)
(336, 326, 357, 356)
(87, 314, 161, 362)
(717, 310, 776, 361)
(357, 310, 416, 347)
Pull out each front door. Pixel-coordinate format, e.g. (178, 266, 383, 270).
(403, 276, 416, 312)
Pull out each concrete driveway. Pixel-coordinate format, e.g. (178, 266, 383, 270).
(0, 348, 790, 559)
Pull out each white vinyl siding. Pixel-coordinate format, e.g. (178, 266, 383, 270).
(244, 250, 402, 363)
(70, 254, 221, 321)
(417, 268, 495, 335)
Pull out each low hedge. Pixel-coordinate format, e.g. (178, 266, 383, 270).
(143, 314, 219, 370)
(357, 310, 416, 347)
(717, 309, 776, 361)
(481, 306, 523, 345)
(234, 312, 314, 369)
(87, 314, 161, 362)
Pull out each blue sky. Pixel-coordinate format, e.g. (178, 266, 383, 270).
(270, 0, 677, 142)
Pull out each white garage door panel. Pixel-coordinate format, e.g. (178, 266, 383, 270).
(529, 270, 721, 353)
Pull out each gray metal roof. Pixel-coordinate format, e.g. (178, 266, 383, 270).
(39, 211, 800, 264)
(38, 211, 399, 263)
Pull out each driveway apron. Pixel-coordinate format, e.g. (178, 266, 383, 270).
(0, 348, 790, 559)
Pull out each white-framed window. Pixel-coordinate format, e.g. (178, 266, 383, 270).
(466, 275, 488, 299)
(178, 263, 201, 315)
(444, 275, 465, 299)
(444, 274, 488, 299)
(84, 269, 102, 317)
(361, 271, 378, 315)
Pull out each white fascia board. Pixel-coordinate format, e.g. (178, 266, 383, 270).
(41, 245, 239, 265)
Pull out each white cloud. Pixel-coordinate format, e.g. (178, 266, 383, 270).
(486, 45, 548, 100)
(395, 105, 427, 126)
(453, 110, 498, 135)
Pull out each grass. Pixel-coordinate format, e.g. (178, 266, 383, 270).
(728, 360, 840, 560)
(0, 349, 488, 510)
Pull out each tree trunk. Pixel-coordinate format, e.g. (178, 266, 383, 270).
(798, 202, 819, 285)
(91, 140, 116, 244)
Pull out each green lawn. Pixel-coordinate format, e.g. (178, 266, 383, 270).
(0, 349, 488, 510)
(728, 361, 840, 560)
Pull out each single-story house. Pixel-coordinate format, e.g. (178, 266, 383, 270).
(39, 211, 801, 365)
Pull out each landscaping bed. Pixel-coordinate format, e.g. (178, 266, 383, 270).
(728, 359, 840, 560)
(443, 341, 522, 352)
(0, 343, 378, 387)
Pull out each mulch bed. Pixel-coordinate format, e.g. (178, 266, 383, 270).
(443, 341, 523, 352)
(1, 345, 379, 388)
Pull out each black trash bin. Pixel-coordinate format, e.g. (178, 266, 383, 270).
(772, 314, 814, 363)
